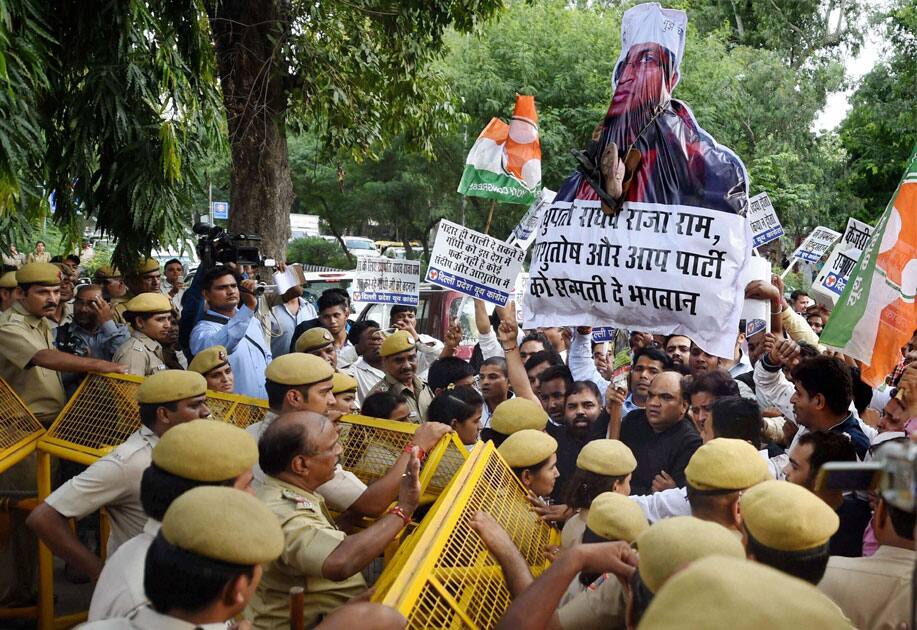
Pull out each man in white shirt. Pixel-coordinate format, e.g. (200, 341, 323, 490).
(346, 319, 385, 403)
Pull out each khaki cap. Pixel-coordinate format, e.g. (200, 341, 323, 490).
(132, 257, 160, 275)
(332, 372, 358, 394)
(498, 429, 557, 468)
(152, 420, 257, 482)
(295, 327, 334, 353)
(740, 480, 839, 551)
(636, 516, 745, 593)
(188, 345, 229, 375)
(638, 556, 854, 629)
(136, 370, 207, 404)
(161, 486, 283, 565)
(16, 262, 62, 286)
(490, 398, 549, 435)
(265, 352, 334, 386)
(380, 330, 416, 357)
(586, 492, 648, 543)
(0, 271, 17, 288)
(93, 265, 122, 280)
(685, 437, 769, 491)
(124, 292, 173, 314)
(576, 439, 636, 476)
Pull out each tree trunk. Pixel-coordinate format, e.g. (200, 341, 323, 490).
(205, 0, 293, 264)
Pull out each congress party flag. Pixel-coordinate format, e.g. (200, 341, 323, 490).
(820, 145, 917, 386)
(457, 94, 541, 205)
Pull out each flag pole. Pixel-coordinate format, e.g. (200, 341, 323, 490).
(484, 199, 496, 235)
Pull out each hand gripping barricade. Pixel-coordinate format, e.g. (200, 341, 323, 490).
(0, 377, 46, 624)
(34, 372, 269, 629)
(372, 441, 559, 629)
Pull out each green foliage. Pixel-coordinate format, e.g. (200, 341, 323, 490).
(839, 1, 917, 223)
(286, 237, 352, 270)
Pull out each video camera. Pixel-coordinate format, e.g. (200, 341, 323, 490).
(817, 439, 916, 512)
(193, 222, 275, 268)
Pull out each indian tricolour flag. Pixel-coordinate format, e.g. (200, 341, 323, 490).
(821, 144, 917, 386)
(457, 94, 541, 205)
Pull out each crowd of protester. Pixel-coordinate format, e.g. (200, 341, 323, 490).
(0, 243, 913, 629)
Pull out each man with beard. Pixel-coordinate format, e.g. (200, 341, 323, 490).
(548, 381, 603, 504)
(620, 371, 702, 495)
(367, 330, 434, 423)
(664, 335, 691, 368)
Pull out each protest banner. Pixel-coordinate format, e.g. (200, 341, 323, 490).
(457, 95, 541, 206)
(592, 327, 616, 343)
(789, 226, 842, 264)
(426, 220, 525, 307)
(507, 188, 556, 251)
(739, 255, 771, 334)
(523, 4, 753, 359)
(513, 272, 528, 323)
(840, 217, 874, 254)
(812, 244, 859, 306)
(351, 256, 420, 306)
(746, 192, 784, 248)
(821, 145, 917, 386)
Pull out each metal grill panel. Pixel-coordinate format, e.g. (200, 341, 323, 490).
(0, 377, 45, 470)
(374, 442, 557, 629)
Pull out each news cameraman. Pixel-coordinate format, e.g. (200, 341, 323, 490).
(189, 265, 271, 399)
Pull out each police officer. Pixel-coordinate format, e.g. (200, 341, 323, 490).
(26, 370, 211, 581)
(88, 419, 258, 621)
(0, 270, 18, 312)
(94, 265, 129, 323)
(112, 293, 174, 376)
(248, 411, 420, 629)
(367, 330, 434, 423)
(81, 486, 283, 629)
(330, 372, 360, 419)
(295, 326, 341, 369)
(188, 344, 234, 393)
(0, 263, 125, 607)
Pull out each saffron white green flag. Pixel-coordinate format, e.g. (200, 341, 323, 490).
(457, 94, 541, 205)
(821, 145, 917, 386)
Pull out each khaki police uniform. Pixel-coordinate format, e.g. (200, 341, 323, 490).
(45, 425, 158, 555)
(110, 296, 130, 324)
(113, 330, 166, 376)
(80, 604, 227, 629)
(367, 373, 433, 423)
(557, 573, 626, 630)
(0, 301, 67, 423)
(87, 519, 160, 621)
(818, 545, 916, 630)
(248, 411, 366, 511)
(248, 477, 366, 629)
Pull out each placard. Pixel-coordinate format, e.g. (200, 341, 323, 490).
(747, 192, 784, 248)
(840, 217, 874, 255)
(426, 220, 525, 306)
(592, 327, 616, 343)
(790, 226, 842, 264)
(507, 188, 556, 251)
(812, 244, 860, 305)
(739, 255, 771, 334)
(351, 256, 420, 306)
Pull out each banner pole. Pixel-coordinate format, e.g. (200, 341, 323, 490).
(780, 259, 795, 280)
(484, 199, 496, 235)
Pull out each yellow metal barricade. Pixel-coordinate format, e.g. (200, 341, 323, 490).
(372, 441, 559, 629)
(336, 414, 468, 501)
(0, 378, 46, 623)
(35, 373, 269, 629)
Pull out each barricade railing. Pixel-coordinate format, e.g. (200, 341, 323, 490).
(35, 372, 269, 629)
(372, 441, 559, 629)
(0, 378, 46, 624)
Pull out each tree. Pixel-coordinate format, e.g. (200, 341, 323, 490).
(203, 0, 506, 260)
(839, 1, 917, 223)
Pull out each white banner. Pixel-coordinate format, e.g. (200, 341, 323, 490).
(507, 188, 556, 251)
(747, 192, 784, 248)
(812, 244, 860, 306)
(351, 257, 420, 306)
(840, 217, 874, 255)
(791, 226, 842, 264)
(739, 255, 771, 334)
(524, 199, 751, 358)
(426, 220, 525, 306)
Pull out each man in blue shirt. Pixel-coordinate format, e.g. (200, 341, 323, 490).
(190, 266, 271, 399)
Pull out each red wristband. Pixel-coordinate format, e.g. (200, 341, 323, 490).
(387, 506, 411, 527)
(403, 442, 427, 463)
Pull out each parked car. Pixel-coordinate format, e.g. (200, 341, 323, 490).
(356, 284, 494, 360)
